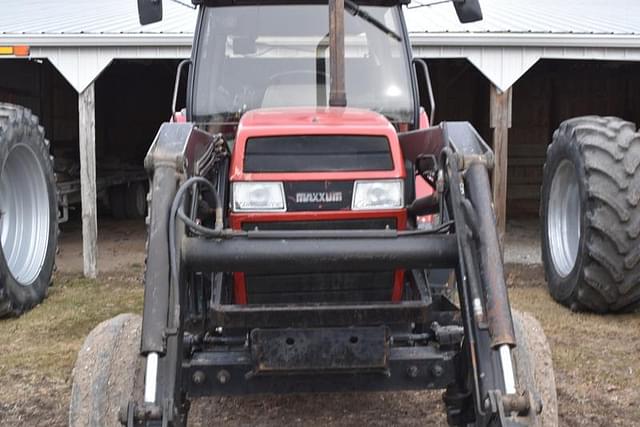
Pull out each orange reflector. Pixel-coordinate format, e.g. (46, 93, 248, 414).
(13, 45, 30, 57)
(0, 46, 30, 56)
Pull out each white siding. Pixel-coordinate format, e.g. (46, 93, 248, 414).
(31, 46, 192, 92)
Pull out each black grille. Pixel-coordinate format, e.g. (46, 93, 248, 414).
(245, 272, 394, 304)
(244, 135, 393, 172)
(241, 217, 398, 304)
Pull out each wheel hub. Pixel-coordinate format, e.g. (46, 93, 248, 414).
(547, 159, 581, 277)
(0, 144, 50, 285)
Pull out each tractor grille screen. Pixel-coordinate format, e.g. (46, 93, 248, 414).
(242, 218, 397, 304)
(244, 135, 393, 172)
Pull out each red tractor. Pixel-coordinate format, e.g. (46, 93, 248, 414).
(69, 1, 557, 425)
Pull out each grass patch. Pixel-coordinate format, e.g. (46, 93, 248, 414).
(507, 270, 640, 392)
(0, 274, 143, 380)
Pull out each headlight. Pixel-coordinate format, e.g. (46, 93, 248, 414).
(232, 182, 286, 212)
(352, 179, 404, 210)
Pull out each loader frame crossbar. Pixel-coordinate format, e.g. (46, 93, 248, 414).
(181, 233, 458, 327)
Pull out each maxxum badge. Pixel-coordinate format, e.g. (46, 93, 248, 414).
(295, 191, 343, 204)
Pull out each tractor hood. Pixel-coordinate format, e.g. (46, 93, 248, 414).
(229, 107, 405, 181)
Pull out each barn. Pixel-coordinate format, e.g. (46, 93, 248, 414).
(1, 0, 639, 277)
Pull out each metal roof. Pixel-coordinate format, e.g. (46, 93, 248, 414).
(1, 0, 640, 46)
(3, 0, 640, 93)
(406, 0, 640, 35)
(0, 0, 196, 46)
(407, 0, 640, 48)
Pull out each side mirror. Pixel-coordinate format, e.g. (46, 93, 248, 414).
(453, 0, 483, 23)
(138, 0, 163, 25)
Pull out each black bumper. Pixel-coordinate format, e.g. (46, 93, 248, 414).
(184, 331, 456, 396)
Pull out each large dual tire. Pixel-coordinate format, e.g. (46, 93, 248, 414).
(541, 116, 640, 312)
(0, 103, 58, 317)
(69, 313, 144, 427)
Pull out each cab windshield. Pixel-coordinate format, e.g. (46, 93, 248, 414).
(192, 4, 415, 127)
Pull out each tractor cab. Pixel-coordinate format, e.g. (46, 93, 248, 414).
(188, 2, 418, 137)
(186, 1, 427, 305)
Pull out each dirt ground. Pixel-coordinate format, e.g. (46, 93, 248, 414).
(1, 219, 639, 426)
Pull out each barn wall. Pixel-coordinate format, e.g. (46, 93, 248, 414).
(0, 58, 180, 175)
(0, 59, 78, 151)
(95, 59, 181, 165)
(509, 59, 640, 217)
(423, 59, 491, 142)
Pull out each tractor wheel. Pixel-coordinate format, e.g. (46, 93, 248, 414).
(125, 181, 147, 219)
(69, 313, 144, 427)
(510, 309, 558, 426)
(109, 184, 127, 219)
(0, 103, 58, 317)
(541, 116, 640, 312)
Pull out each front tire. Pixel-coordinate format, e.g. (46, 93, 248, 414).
(0, 103, 58, 317)
(541, 116, 640, 312)
(69, 313, 144, 427)
(511, 310, 558, 426)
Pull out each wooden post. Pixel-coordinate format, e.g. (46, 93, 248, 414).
(78, 82, 97, 278)
(490, 85, 513, 243)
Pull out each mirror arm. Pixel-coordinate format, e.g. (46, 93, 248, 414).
(172, 59, 192, 114)
(412, 58, 436, 127)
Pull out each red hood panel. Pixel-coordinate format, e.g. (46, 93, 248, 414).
(230, 107, 404, 182)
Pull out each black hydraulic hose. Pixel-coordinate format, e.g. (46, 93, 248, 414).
(407, 193, 440, 216)
(169, 176, 223, 320)
(441, 147, 486, 417)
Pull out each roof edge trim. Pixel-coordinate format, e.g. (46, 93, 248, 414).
(2, 32, 640, 49)
(0, 33, 194, 47)
(410, 33, 640, 49)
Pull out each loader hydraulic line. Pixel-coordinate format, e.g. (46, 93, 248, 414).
(441, 148, 488, 418)
(440, 145, 523, 419)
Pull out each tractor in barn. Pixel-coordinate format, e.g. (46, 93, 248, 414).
(69, 0, 558, 425)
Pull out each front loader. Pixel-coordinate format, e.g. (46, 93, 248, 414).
(69, 1, 557, 425)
